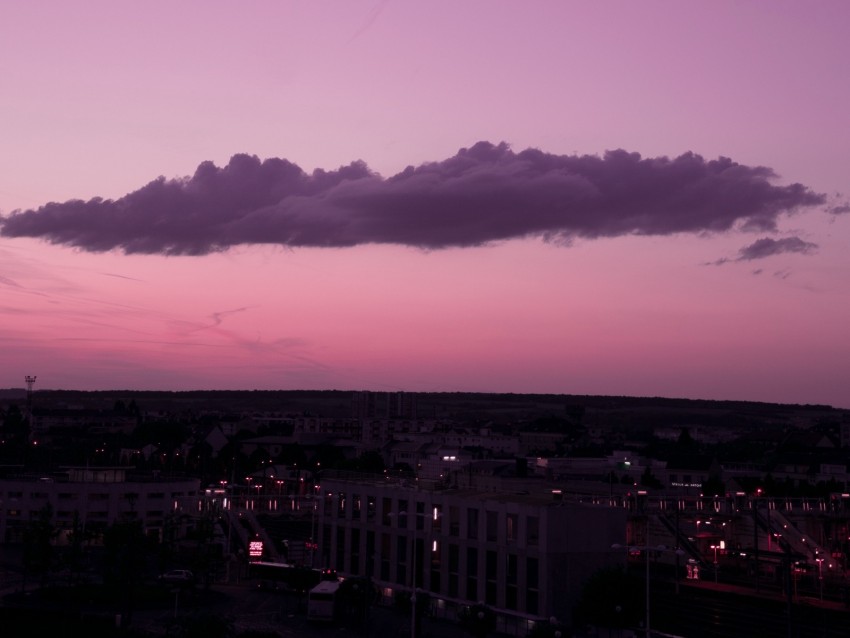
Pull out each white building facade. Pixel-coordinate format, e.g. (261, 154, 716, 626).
(317, 474, 625, 634)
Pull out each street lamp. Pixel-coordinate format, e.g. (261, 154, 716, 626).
(815, 557, 824, 601)
(612, 541, 685, 637)
(388, 510, 418, 638)
(308, 495, 317, 568)
(710, 545, 719, 583)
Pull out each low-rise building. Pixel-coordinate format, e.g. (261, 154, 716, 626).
(317, 472, 625, 634)
(0, 467, 200, 544)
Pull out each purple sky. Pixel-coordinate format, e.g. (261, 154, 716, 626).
(1, 1, 849, 407)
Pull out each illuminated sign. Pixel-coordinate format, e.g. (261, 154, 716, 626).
(248, 539, 264, 560)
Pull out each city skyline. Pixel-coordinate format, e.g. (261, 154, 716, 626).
(1, 2, 849, 408)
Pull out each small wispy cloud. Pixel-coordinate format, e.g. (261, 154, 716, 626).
(101, 272, 146, 282)
(737, 236, 818, 260)
(709, 236, 818, 266)
(774, 269, 792, 281)
(0, 142, 826, 256)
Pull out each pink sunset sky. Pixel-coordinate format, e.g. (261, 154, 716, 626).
(1, 1, 849, 407)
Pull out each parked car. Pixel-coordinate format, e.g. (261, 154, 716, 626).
(158, 569, 195, 586)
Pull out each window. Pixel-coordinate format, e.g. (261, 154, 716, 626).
(350, 528, 361, 575)
(366, 531, 375, 577)
(526, 515, 539, 546)
(448, 544, 459, 597)
(466, 508, 479, 540)
(429, 539, 441, 593)
(382, 497, 392, 526)
(466, 548, 479, 600)
(397, 499, 409, 528)
(505, 553, 518, 609)
(396, 534, 408, 585)
(486, 511, 498, 542)
(413, 537, 424, 588)
(367, 495, 376, 520)
(485, 550, 498, 605)
(448, 544, 459, 572)
(416, 502, 425, 531)
(338, 492, 347, 518)
(526, 558, 539, 614)
(449, 506, 459, 536)
(381, 533, 391, 580)
(506, 513, 518, 542)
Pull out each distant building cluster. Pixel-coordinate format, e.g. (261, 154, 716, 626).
(1, 388, 850, 633)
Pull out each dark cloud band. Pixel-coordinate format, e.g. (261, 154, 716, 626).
(0, 142, 826, 255)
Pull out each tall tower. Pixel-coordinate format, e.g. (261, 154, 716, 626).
(25, 375, 37, 428)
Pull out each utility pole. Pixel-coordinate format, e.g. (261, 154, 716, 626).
(645, 517, 651, 638)
(753, 490, 761, 593)
(674, 502, 681, 595)
(411, 532, 418, 638)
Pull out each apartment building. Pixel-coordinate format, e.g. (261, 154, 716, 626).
(317, 473, 625, 634)
(0, 466, 201, 543)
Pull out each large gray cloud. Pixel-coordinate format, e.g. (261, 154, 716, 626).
(0, 142, 826, 255)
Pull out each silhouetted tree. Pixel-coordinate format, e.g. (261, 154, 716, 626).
(458, 603, 496, 638)
(276, 443, 307, 467)
(572, 566, 641, 631)
(23, 503, 57, 589)
(170, 612, 235, 638)
(103, 518, 148, 627)
(702, 474, 726, 497)
(640, 466, 663, 489)
(338, 576, 379, 627)
(528, 618, 569, 638)
(0, 404, 29, 462)
(351, 450, 385, 473)
(395, 590, 431, 638)
(676, 427, 697, 451)
(189, 511, 219, 588)
(63, 510, 96, 584)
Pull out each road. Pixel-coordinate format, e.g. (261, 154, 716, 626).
(132, 582, 470, 638)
